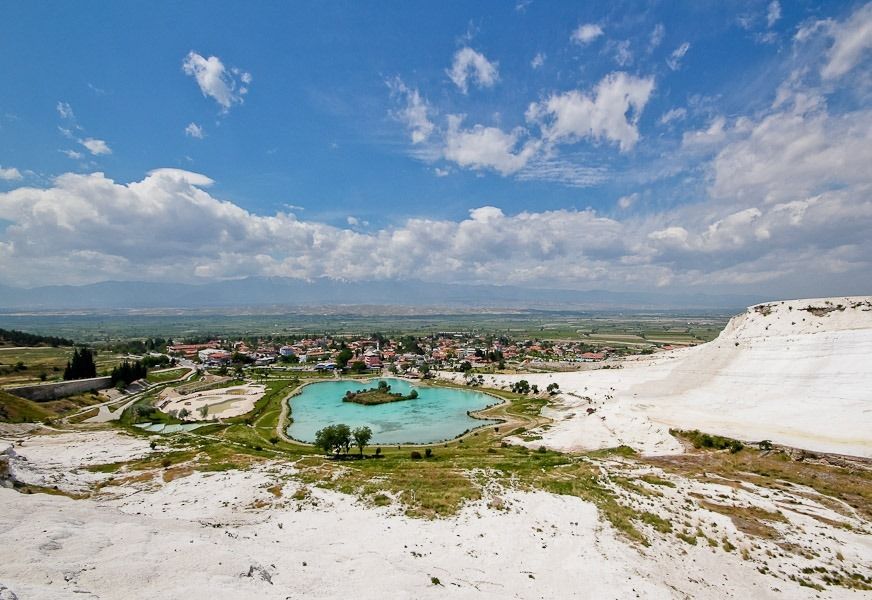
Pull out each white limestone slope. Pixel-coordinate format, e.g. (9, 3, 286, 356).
(472, 296, 872, 457)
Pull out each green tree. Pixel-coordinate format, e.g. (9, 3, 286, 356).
(336, 347, 354, 369)
(63, 347, 97, 380)
(352, 426, 373, 456)
(314, 423, 353, 456)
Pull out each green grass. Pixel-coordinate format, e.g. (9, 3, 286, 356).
(0, 389, 52, 422)
(0, 346, 125, 387)
(146, 368, 189, 384)
(670, 428, 744, 453)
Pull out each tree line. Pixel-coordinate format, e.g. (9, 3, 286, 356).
(0, 328, 74, 347)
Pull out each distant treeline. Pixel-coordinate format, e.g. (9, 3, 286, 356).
(0, 328, 74, 347)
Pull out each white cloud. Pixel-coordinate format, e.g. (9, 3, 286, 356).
(80, 138, 112, 156)
(649, 24, 665, 50)
(681, 116, 727, 148)
(531, 52, 545, 69)
(388, 78, 435, 144)
(527, 72, 655, 152)
(659, 107, 687, 125)
(182, 51, 251, 111)
(571, 24, 603, 45)
(767, 1, 781, 28)
(346, 216, 368, 227)
(447, 47, 499, 93)
(617, 193, 638, 210)
(1, 160, 871, 294)
(666, 42, 691, 70)
(613, 40, 633, 66)
(820, 3, 872, 80)
(56, 101, 74, 120)
(185, 122, 205, 139)
(60, 149, 84, 160)
(434, 167, 450, 177)
(710, 105, 872, 205)
(0, 166, 22, 181)
(443, 115, 540, 175)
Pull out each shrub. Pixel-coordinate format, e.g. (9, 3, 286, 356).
(161, 458, 172, 468)
(410, 450, 423, 460)
(424, 448, 433, 458)
(537, 446, 547, 454)
(375, 447, 382, 456)
(149, 440, 157, 450)
(269, 436, 279, 445)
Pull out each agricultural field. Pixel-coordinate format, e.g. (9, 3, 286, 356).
(0, 346, 126, 388)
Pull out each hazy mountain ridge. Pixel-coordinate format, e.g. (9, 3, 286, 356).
(0, 277, 763, 311)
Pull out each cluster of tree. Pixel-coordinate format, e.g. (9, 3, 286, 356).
(63, 347, 97, 380)
(314, 424, 373, 457)
(336, 347, 353, 368)
(398, 335, 422, 355)
(109, 338, 170, 355)
(231, 351, 254, 365)
(140, 354, 173, 368)
(109, 360, 148, 387)
(0, 328, 74, 347)
(510, 379, 531, 394)
(546, 383, 560, 395)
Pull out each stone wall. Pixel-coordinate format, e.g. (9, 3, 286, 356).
(6, 376, 112, 401)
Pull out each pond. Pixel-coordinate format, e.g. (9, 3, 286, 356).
(286, 378, 501, 445)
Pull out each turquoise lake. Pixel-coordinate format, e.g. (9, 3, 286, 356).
(286, 378, 501, 444)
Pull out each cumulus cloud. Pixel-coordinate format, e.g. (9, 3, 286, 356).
(666, 42, 691, 70)
(388, 78, 435, 144)
(820, 3, 872, 80)
(182, 51, 251, 111)
(681, 116, 727, 148)
(0, 166, 23, 181)
(185, 122, 205, 139)
(572, 24, 603, 45)
(80, 138, 112, 156)
(527, 72, 655, 151)
(1, 159, 871, 293)
(443, 115, 540, 175)
(447, 47, 499, 93)
(710, 105, 872, 204)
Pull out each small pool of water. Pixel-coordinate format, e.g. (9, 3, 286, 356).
(286, 378, 501, 444)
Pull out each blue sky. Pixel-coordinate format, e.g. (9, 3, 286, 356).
(1, 1, 871, 297)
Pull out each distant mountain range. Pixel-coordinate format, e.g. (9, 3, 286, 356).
(0, 277, 764, 312)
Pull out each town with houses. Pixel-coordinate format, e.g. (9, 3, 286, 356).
(165, 332, 684, 374)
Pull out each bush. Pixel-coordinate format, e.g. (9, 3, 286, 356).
(269, 436, 279, 445)
(537, 446, 547, 454)
(161, 458, 172, 468)
(424, 448, 432, 458)
(410, 450, 423, 460)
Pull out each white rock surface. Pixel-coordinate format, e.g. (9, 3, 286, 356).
(446, 296, 872, 457)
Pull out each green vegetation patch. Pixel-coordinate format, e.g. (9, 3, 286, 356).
(342, 381, 418, 405)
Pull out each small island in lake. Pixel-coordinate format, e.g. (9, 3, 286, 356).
(343, 380, 419, 405)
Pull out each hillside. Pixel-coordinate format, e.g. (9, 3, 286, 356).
(0, 389, 51, 423)
(471, 297, 872, 457)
